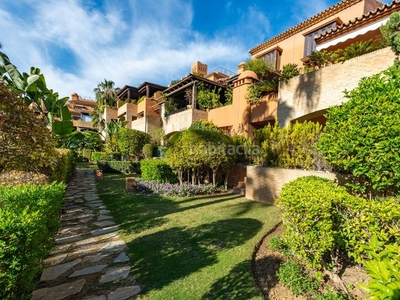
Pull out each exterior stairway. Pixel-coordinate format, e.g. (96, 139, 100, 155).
(232, 177, 246, 196)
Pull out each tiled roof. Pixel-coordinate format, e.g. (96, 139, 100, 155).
(249, 0, 363, 55)
(316, 0, 400, 42)
(69, 98, 96, 107)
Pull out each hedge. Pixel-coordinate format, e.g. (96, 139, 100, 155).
(0, 183, 66, 299)
(277, 176, 400, 269)
(51, 149, 76, 184)
(140, 159, 177, 183)
(97, 161, 141, 174)
(91, 152, 121, 162)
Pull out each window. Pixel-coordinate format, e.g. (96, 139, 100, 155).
(304, 21, 338, 57)
(81, 113, 92, 122)
(259, 47, 282, 71)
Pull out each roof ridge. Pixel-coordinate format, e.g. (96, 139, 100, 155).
(249, 0, 363, 55)
(316, 0, 400, 41)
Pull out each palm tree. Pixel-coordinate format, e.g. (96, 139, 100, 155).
(91, 79, 120, 128)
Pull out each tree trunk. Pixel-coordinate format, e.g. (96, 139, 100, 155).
(192, 168, 196, 185)
(212, 168, 217, 186)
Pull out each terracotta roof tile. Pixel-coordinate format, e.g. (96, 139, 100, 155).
(249, 0, 363, 55)
(316, 0, 400, 42)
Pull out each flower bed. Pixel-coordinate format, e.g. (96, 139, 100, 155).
(136, 180, 222, 197)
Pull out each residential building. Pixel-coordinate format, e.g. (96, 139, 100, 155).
(67, 93, 97, 131)
(102, 0, 399, 139)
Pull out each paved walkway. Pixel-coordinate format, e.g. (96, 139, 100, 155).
(31, 168, 141, 300)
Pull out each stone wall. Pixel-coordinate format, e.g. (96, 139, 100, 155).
(278, 47, 396, 127)
(246, 166, 337, 205)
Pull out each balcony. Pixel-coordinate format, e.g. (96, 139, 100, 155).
(131, 116, 162, 133)
(72, 120, 96, 131)
(278, 47, 395, 127)
(163, 108, 208, 136)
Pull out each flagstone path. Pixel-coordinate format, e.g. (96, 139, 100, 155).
(31, 168, 141, 300)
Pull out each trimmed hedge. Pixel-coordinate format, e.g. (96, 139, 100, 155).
(277, 176, 400, 269)
(140, 159, 177, 183)
(0, 183, 66, 299)
(51, 149, 76, 184)
(91, 152, 121, 162)
(97, 161, 141, 174)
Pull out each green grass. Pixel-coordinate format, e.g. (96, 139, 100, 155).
(76, 161, 98, 170)
(96, 173, 282, 300)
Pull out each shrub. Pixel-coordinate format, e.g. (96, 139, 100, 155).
(91, 152, 121, 162)
(82, 149, 92, 161)
(51, 149, 76, 183)
(317, 64, 400, 196)
(0, 83, 58, 174)
(254, 121, 325, 170)
(0, 182, 66, 299)
(0, 171, 49, 187)
(277, 259, 319, 297)
(279, 63, 300, 83)
(142, 144, 155, 159)
(140, 159, 177, 183)
(117, 128, 151, 160)
(359, 238, 400, 299)
(97, 161, 140, 174)
(277, 176, 400, 269)
(276, 176, 343, 268)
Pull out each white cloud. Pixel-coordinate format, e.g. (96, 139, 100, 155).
(0, 0, 248, 99)
(291, 0, 333, 23)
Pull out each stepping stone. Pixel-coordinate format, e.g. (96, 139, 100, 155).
(55, 234, 84, 245)
(84, 254, 109, 263)
(83, 296, 106, 300)
(40, 259, 82, 281)
(61, 213, 94, 221)
(97, 215, 113, 221)
(43, 254, 68, 267)
(94, 220, 115, 227)
(99, 209, 110, 215)
(85, 201, 103, 208)
(79, 217, 93, 223)
(74, 198, 85, 204)
(69, 264, 107, 277)
(85, 195, 100, 201)
(101, 240, 126, 253)
(31, 279, 86, 300)
(107, 286, 141, 300)
(99, 266, 130, 283)
(50, 243, 71, 255)
(113, 252, 129, 263)
(74, 232, 119, 247)
(91, 225, 119, 236)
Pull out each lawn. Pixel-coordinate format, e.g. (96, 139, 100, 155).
(96, 172, 282, 300)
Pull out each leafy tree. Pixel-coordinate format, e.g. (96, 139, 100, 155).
(103, 119, 127, 152)
(117, 128, 151, 160)
(189, 120, 221, 132)
(165, 128, 235, 187)
(316, 63, 400, 196)
(386, 11, 400, 56)
(0, 83, 58, 173)
(279, 63, 300, 83)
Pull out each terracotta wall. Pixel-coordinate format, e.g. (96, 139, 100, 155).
(246, 166, 338, 205)
(278, 47, 395, 127)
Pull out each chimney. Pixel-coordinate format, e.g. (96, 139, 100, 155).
(237, 62, 246, 74)
(191, 61, 208, 76)
(71, 93, 79, 100)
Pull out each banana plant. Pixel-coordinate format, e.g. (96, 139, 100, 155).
(0, 50, 74, 136)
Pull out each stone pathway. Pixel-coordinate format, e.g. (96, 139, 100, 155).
(31, 168, 141, 300)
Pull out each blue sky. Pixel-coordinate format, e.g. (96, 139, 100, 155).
(0, 0, 392, 99)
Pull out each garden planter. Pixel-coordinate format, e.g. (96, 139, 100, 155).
(95, 169, 103, 180)
(126, 177, 136, 191)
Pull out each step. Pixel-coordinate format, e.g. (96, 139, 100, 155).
(232, 187, 246, 196)
(236, 181, 246, 189)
